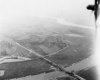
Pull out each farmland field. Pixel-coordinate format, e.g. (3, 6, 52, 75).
(0, 17, 95, 80)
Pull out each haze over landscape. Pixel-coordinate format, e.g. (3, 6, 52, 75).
(0, 0, 95, 36)
(0, 0, 97, 80)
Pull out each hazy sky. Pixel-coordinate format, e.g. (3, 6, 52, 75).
(0, 0, 94, 35)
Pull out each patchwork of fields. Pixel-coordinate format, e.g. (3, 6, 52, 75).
(0, 17, 95, 80)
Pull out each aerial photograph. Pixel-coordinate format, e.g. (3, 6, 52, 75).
(0, 0, 99, 80)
